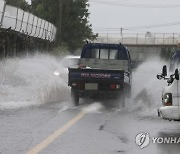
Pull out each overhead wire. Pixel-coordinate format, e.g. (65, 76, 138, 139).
(93, 21, 180, 33)
(90, 0, 180, 8)
(125, 22, 180, 30)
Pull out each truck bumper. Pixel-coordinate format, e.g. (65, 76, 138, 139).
(158, 106, 180, 120)
(73, 90, 123, 99)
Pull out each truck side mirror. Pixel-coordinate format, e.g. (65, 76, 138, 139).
(157, 74, 162, 80)
(157, 65, 167, 80)
(175, 69, 179, 80)
(162, 65, 167, 77)
(167, 75, 174, 84)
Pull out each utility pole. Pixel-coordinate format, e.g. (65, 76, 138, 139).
(120, 28, 123, 43)
(59, 0, 62, 43)
(120, 27, 123, 34)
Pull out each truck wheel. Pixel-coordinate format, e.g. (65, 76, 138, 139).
(128, 87, 132, 98)
(71, 90, 79, 106)
(125, 86, 131, 98)
(119, 94, 125, 108)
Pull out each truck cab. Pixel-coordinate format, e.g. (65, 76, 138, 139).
(169, 50, 180, 72)
(157, 66, 180, 120)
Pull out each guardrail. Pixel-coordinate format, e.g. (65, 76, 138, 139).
(0, 0, 56, 42)
(95, 33, 180, 45)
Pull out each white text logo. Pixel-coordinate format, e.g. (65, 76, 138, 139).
(135, 132, 150, 149)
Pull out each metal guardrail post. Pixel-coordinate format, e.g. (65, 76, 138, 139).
(37, 19, 42, 38)
(59, 0, 62, 43)
(49, 24, 53, 41)
(40, 20, 46, 39)
(0, 1, 6, 28)
(25, 12, 30, 34)
(122, 34, 123, 44)
(29, 14, 35, 36)
(19, 10, 25, 32)
(163, 33, 165, 44)
(14, 7, 18, 31)
(136, 33, 138, 45)
(107, 33, 108, 43)
(46, 22, 49, 40)
(33, 17, 39, 37)
(51, 26, 55, 42)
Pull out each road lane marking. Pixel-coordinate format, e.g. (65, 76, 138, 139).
(26, 111, 85, 154)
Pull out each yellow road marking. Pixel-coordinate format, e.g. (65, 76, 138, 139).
(26, 111, 85, 154)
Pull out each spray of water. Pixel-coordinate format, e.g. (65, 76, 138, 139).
(0, 52, 170, 114)
(0, 54, 71, 110)
(77, 57, 169, 115)
(129, 57, 168, 118)
(82, 102, 104, 113)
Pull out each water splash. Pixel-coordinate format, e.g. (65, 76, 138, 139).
(129, 58, 168, 117)
(82, 102, 104, 113)
(0, 54, 70, 110)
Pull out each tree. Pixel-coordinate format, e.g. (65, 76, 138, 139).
(61, 0, 96, 50)
(31, 0, 96, 51)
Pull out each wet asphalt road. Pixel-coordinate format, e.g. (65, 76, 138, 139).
(1, 52, 179, 154)
(1, 100, 180, 154)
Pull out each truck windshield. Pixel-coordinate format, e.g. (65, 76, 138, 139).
(169, 52, 180, 71)
(172, 56, 180, 64)
(86, 48, 125, 60)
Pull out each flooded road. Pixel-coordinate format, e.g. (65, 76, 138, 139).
(0, 55, 179, 154)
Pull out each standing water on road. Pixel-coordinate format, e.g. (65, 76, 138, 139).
(0, 54, 177, 154)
